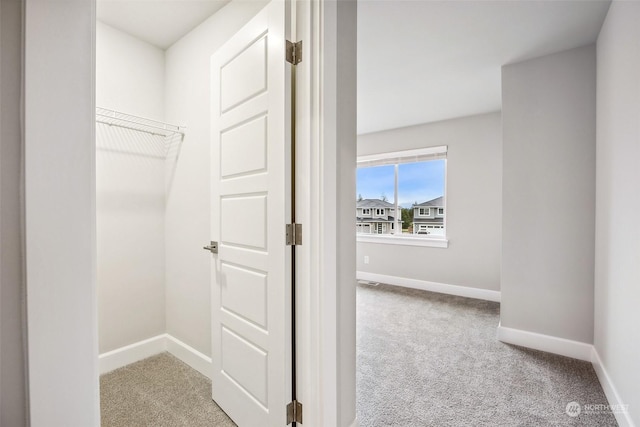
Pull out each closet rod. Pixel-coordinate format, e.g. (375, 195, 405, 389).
(96, 107, 186, 137)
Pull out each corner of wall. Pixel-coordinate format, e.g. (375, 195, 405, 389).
(593, 2, 640, 426)
(591, 347, 636, 427)
(501, 44, 596, 345)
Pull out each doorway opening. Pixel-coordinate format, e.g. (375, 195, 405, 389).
(354, 0, 611, 425)
(95, 2, 294, 425)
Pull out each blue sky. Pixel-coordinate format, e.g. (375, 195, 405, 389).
(356, 160, 445, 208)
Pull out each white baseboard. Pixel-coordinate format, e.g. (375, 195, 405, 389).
(357, 271, 501, 302)
(166, 334, 212, 379)
(496, 323, 592, 361)
(99, 334, 166, 374)
(591, 347, 636, 427)
(99, 334, 212, 378)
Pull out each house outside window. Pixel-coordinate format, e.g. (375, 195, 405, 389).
(356, 198, 396, 235)
(356, 146, 447, 246)
(413, 196, 444, 236)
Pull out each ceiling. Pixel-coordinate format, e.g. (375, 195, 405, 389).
(97, 0, 612, 134)
(358, 0, 611, 134)
(97, 0, 230, 50)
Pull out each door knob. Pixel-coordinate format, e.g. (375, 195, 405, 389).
(203, 241, 218, 254)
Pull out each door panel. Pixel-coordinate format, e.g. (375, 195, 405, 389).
(220, 262, 268, 328)
(210, 2, 290, 426)
(221, 195, 268, 249)
(220, 115, 268, 178)
(221, 327, 269, 406)
(220, 36, 268, 113)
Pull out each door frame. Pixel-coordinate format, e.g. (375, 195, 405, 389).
(294, 1, 358, 425)
(23, 0, 357, 425)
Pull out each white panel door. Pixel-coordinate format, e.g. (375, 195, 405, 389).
(210, 2, 290, 426)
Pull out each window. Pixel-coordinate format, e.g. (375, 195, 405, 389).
(356, 146, 447, 246)
(362, 208, 371, 216)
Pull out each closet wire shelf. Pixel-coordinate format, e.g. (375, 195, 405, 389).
(96, 107, 186, 138)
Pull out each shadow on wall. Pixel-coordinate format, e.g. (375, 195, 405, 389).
(97, 123, 169, 160)
(95, 123, 185, 195)
(165, 132, 184, 194)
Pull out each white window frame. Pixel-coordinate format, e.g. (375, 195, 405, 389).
(437, 208, 444, 216)
(375, 208, 384, 216)
(418, 207, 430, 216)
(361, 208, 371, 216)
(356, 146, 448, 248)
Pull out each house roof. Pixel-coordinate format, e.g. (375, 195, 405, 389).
(357, 198, 394, 208)
(414, 196, 444, 207)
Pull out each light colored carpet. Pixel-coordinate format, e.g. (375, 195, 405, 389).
(100, 352, 236, 427)
(101, 284, 617, 426)
(356, 283, 618, 427)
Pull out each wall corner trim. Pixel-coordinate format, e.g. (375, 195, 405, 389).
(496, 323, 592, 361)
(357, 271, 501, 302)
(165, 335, 212, 379)
(591, 347, 637, 427)
(98, 334, 212, 378)
(349, 418, 361, 427)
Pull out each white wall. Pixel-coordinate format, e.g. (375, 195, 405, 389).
(501, 45, 596, 344)
(163, 0, 268, 357)
(0, 0, 27, 424)
(594, 1, 640, 425)
(96, 22, 165, 120)
(24, 0, 99, 424)
(96, 22, 167, 353)
(357, 112, 502, 292)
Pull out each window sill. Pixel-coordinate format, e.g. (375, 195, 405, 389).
(356, 234, 449, 248)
